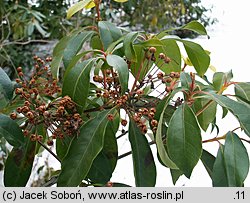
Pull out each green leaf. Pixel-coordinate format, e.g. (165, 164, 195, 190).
(90, 35, 103, 50)
(0, 86, 8, 110)
(193, 98, 217, 131)
(56, 135, 73, 160)
(212, 145, 228, 187)
(0, 114, 25, 147)
(64, 50, 97, 79)
(235, 82, 250, 102)
(139, 38, 163, 47)
(213, 72, 226, 91)
(0, 68, 14, 101)
(57, 108, 116, 186)
(130, 45, 153, 81)
(180, 72, 191, 90)
(62, 59, 95, 112)
(178, 39, 210, 76)
(124, 32, 138, 62)
(87, 152, 113, 184)
(51, 35, 72, 78)
(181, 21, 207, 35)
(167, 104, 202, 178)
(87, 115, 119, 184)
(200, 150, 215, 178)
(98, 21, 122, 51)
(155, 94, 178, 169)
(4, 140, 36, 186)
(63, 31, 94, 68)
(66, 0, 93, 19)
(170, 169, 183, 185)
(207, 93, 250, 137)
(224, 132, 249, 186)
(213, 70, 233, 92)
(106, 55, 128, 94)
(129, 120, 156, 186)
(155, 39, 181, 73)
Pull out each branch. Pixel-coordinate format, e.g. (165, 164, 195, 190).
(1, 39, 51, 47)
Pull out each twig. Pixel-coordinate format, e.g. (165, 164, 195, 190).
(38, 140, 61, 163)
(118, 141, 155, 159)
(241, 138, 250, 144)
(202, 134, 226, 143)
(116, 130, 128, 139)
(1, 39, 51, 47)
(195, 100, 214, 117)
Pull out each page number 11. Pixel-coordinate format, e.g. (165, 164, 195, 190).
(235, 191, 245, 200)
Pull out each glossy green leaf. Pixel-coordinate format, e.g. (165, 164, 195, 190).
(180, 72, 191, 90)
(213, 72, 226, 91)
(167, 104, 202, 178)
(178, 39, 210, 76)
(56, 135, 73, 160)
(62, 59, 95, 111)
(98, 21, 122, 50)
(4, 140, 36, 186)
(193, 98, 217, 131)
(90, 35, 103, 50)
(0, 68, 14, 101)
(57, 108, 116, 186)
(0, 86, 8, 110)
(213, 70, 233, 92)
(0, 114, 25, 147)
(124, 32, 138, 62)
(235, 82, 250, 102)
(130, 45, 153, 81)
(155, 94, 178, 169)
(212, 145, 228, 187)
(64, 50, 97, 79)
(212, 132, 249, 187)
(129, 120, 156, 186)
(207, 93, 250, 137)
(87, 152, 113, 184)
(181, 21, 207, 35)
(155, 39, 181, 73)
(63, 31, 94, 68)
(87, 115, 119, 184)
(139, 38, 163, 47)
(106, 55, 128, 94)
(224, 132, 249, 186)
(51, 35, 72, 78)
(66, 0, 92, 19)
(222, 106, 228, 118)
(170, 169, 183, 185)
(201, 150, 215, 178)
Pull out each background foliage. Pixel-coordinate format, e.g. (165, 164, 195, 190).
(0, 0, 215, 79)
